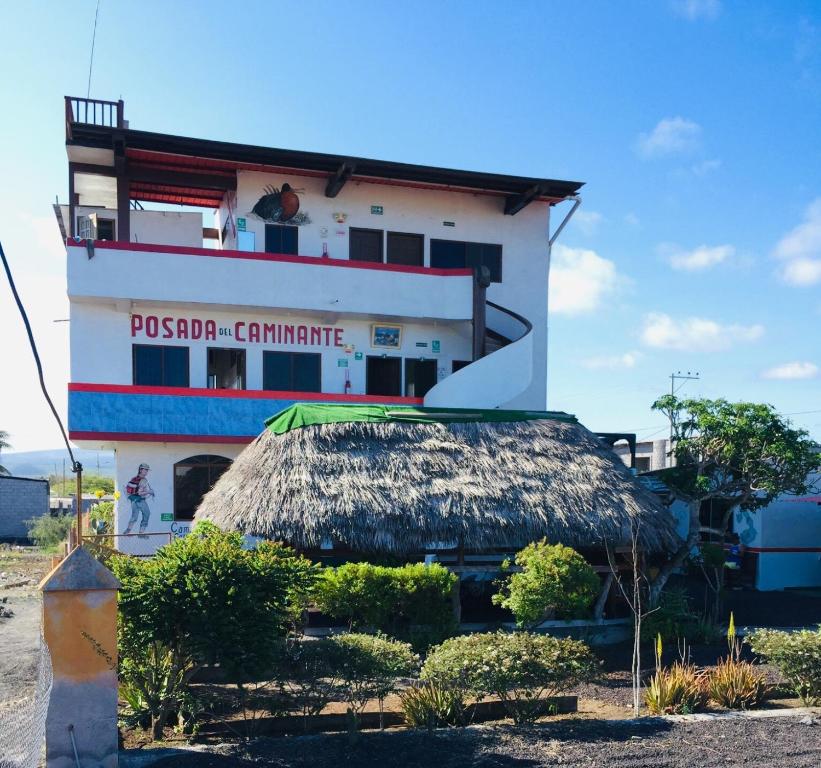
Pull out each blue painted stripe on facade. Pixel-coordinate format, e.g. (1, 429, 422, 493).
(69, 390, 297, 437)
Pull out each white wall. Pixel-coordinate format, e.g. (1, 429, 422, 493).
(70, 302, 472, 395)
(63, 206, 203, 247)
(232, 171, 551, 408)
(736, 476, 821, 590)
(114, 441, 243, 543)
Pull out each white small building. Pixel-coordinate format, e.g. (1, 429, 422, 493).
(58, 97, 582, 550)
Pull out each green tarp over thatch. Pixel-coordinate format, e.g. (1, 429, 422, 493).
(198, 405, 679, 554)
(265, 403, 577, 435)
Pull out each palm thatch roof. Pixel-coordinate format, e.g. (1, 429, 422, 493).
(196, 406, 678, 554)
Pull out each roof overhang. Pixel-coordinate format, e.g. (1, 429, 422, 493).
(67, 122, 584, 212)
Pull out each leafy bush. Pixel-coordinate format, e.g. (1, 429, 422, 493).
(316, 562, 457, 649)
(276, 638, 346, 732)
(26, 512, 73, 551)
(642, 588, 721, 643)
(707, 657, 767, 709)
(329, 632, 418, 730)
(88, 500, 115, 534)
(110, 522, 317, 737)
(400, 681, 467, 729)
(421, 631, 598, 724)
(492, 541, 599, 627)
(748, 627, 821, 705)
(644, 661, 708, 714)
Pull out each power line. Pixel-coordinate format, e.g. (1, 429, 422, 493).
(0, 240, 79, 472)
(86, 0, 101, 98)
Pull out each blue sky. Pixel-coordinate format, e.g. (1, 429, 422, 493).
(1, 0, 819, 452)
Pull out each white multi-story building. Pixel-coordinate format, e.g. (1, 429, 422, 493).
(58, 97, 582, 545)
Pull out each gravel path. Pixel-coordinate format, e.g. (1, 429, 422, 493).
(132, 715, 821, 768)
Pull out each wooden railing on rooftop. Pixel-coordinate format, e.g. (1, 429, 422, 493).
(65, 96, 124, 139)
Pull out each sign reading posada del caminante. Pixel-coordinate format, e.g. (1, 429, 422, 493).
(131, 313, 345, 347)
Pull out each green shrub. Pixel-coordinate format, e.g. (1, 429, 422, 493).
(316, 562, 457, 649)
(492, 541, 599, 627)
(645, 661, 708, 714)
(400, 681, 467, 729)
(421, 631, 597, 725)
(26, 512, 73, 551)
(707, 657, 767, 709)
(88, 500, 115, 534)
(110, 522, 318, 738)
(642, 588, 721, 643)
(276, 638, 346, 732)
(329, 632, 418, 730)
(748, 627, 821, 705)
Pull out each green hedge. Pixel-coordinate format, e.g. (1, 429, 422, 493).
(315, 561, 458, 649)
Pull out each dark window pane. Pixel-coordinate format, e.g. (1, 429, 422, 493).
(405, 359, 437, 397)
(366, 356, 402, 396)
(430, 239, 465, 270)
(173, 455, 231, 521)
(387, 232, 423, 266)
(263, 351, 292, 390)
(292, 353, 321, 392)
(265, 224, 298, 255)
(133, 345, 163, 385)
(452, 360, 471, 373)
(96, 218, 115, 240)
(431, 239, 502, 282)
(163, 347, 190, 387)
(350, 228, 383, 263)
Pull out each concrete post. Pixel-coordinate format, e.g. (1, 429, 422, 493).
(40, 546, 120, 768)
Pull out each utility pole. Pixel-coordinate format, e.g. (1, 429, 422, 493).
(667, 371, 700, 466)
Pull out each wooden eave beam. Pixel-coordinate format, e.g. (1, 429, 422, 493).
(504, 184, 543, 216)
(128, 166, 237, 192)
(325, 161, 356, 198)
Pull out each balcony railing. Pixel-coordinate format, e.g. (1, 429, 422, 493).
(65, 96, 124, 139)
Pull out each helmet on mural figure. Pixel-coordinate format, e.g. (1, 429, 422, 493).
(138, 463, 150, 471)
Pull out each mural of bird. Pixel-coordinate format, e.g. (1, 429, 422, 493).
(251, 183, 302, 223)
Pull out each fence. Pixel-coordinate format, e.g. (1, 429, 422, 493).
(0, 641, 52, 768)
(83, 531, 174, 558)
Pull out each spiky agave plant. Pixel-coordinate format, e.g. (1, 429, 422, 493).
(708, 656, 767, 710)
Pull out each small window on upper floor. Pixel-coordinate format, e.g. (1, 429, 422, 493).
(96, 218, 116, 241)
(263, 351, 321, 392)
(207, 348, 246, 390)
(387, 232, 424, 266)
(430, 239, 503, 282)
(265, 224, 298, 255)
(77, 215, 94, 239)
(349, 228, 384, 263)
(133, 344, 190, 387)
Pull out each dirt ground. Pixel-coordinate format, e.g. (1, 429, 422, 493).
(130, 715, 821, 767)
(0, 547, 51, 704)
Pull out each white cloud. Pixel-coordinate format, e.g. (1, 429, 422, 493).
(690, 158, 722, 176)
(640, 313, 764, 352)
(549, 244, 623, 315)
(636, 117, 702, 158)
(672, 0, 721, 21)
(761, 361, 819, 380)
(773, 198, 821, 286)
(582, 351, 641, 370)
(572, 210, 603, 236)
(665, 243, 735, 271)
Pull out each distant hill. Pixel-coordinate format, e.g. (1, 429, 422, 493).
(0, 449, 115, 479)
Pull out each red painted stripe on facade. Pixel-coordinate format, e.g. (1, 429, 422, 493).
(65, 239, 474, 277)
(68, 382, 424, 405)
(745, 547, 821, 554)
(69, 431, 255, 444)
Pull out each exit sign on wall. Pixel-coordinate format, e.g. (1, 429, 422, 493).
(370, 205, 383, 215)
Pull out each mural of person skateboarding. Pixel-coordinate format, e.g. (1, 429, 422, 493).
(124, 463, 155, 535)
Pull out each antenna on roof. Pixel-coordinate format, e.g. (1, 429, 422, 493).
(86, 0, 101, 98)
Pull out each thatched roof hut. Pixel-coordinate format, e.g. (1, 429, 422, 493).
(196, 405, 678, 554)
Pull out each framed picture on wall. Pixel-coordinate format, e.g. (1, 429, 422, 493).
(371, 323, 403, 349)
